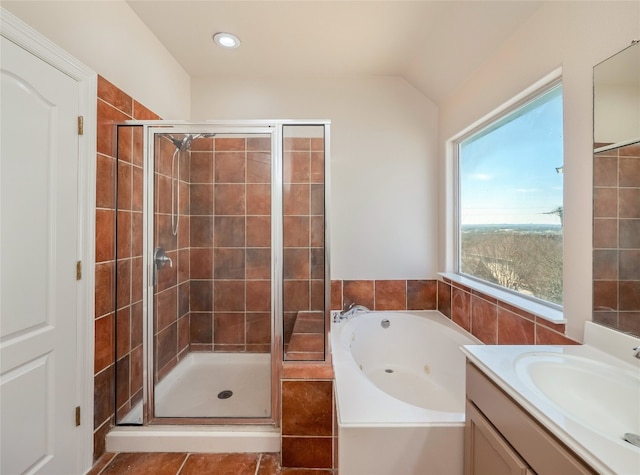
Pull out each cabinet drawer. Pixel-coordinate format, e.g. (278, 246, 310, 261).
(466, 362, 595, 475)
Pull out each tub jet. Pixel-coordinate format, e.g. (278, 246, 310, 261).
(217, 390, 233, 399)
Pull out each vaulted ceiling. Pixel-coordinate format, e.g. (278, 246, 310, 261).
(127, 0, 542, 104)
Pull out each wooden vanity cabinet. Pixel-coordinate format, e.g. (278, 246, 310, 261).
(464, 362, 596, 475)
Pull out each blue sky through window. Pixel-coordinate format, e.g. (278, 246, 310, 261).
(460, 85, 564, 226)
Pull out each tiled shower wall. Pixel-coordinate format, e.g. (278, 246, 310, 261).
(153, 135, 190, 383)
(94, 76, 159, 458)
(593, 141, 640, 335)
(184, 135, 273, 355)
(282, 137, 326, 350)
(151, 133, 276, 382)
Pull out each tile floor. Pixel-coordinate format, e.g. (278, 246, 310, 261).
(88, 452, 334, 475)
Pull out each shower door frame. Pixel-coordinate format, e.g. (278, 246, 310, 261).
(128, 119, 330, 426)
(143, 122, 280, 426)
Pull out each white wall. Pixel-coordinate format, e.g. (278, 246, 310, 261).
(594, 83, 640, 144)
(191, 76, 439, 279)
(438, 1, 640, 340)
(2, 0, 190, 119)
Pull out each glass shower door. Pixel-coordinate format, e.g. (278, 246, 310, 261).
(149, 127, 275, 421)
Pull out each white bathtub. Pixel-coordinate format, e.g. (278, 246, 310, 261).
(331, 310, 480, 475)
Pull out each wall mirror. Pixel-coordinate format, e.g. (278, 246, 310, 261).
(593, 41, 640, 337)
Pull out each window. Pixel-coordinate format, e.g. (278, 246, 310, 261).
(456, 83, 564, 306)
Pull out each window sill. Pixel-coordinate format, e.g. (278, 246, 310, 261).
(438, 272, 566, 325)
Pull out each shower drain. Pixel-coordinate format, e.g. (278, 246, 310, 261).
(385, 369, 394, 373)
(217, 390, 233, 399)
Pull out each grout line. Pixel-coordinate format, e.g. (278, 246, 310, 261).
(94, 452, 118, 475)
(175, 453, 190, 475)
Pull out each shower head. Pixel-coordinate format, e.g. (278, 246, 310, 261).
(167, 133, 216, 152)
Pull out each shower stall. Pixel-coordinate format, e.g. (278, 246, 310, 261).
(109, 121, 329, 447)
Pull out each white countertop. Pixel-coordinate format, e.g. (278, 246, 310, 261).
(462, 337, 640, 475)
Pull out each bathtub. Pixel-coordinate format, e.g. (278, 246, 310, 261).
(331, 310, 480, 475)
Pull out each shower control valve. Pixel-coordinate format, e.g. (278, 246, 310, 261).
(154, 247, 173, 269)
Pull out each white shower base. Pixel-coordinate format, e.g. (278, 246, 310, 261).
(107, 352, 279, 453)
(121, 352, 271, 422)
(155, 352, 271, 418)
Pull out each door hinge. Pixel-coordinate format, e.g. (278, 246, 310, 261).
(75, 406, 81, 426)
(77, 116, 84, 135)
(76, 261, 82, 280)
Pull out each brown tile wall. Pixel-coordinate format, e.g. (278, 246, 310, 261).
(330, 279, 438, 311)
(114, 124, 145, 420)
(186, 136, 273, 354)
(95, 76, 159, 459)
(283, 137, 326, 353)
(329, 278, 577, 344)
(153, 135, 190, 382)
(593, 142, 640, 336)
(280, 364, 336, 471)
(436, 278, 579, 345)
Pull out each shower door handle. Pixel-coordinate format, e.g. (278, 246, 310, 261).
(153, 247, 172, 285)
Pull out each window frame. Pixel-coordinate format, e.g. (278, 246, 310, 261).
(451, 75, 564, 312)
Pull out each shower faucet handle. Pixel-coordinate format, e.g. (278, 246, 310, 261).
(154, 247, 173, 269)
(153, 247, 172, 286)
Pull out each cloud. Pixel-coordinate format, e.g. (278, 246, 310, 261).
(471, 173, 493, 181)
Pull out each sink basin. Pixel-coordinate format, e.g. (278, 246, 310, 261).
(514, 352, 640, 439)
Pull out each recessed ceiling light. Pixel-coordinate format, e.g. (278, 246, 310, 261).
(213, 32, 241, 49)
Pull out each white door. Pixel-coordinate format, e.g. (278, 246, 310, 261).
(1, 35, 82, 474)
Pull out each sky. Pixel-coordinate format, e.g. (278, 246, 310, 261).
(460, 85, 564, 226)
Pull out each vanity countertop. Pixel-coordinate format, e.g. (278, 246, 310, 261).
(462, 334, 640, 475)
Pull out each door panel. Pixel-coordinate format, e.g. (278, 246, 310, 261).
(1, 35, 80, 474)
(1, 356, 51, 474)
(146, 129, 274, 422)
(0, 55, 52, 337)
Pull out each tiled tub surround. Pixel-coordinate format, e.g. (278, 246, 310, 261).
(330, 279, 438, 311)
(436, 278, 579, 345)
(330, 278, 578, 345)
(95, 76, 159, 457)
(280, 364, 336, 472)
(593, 141, 640, 336)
